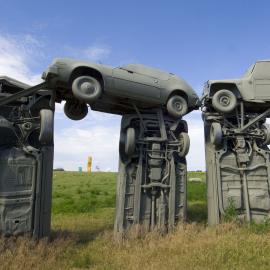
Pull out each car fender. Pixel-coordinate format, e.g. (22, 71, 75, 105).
(43, 58, 113, 90)
(162, 76, 198, 107)
(207, 79, 255, 101)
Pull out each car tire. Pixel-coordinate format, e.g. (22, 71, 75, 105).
(39, 109, 54, 144)
(167, 95, 188, 118)
(212, 89, 237, 113)
(72, 76, 102, 103)
(178, 132, 190, 157)
(262, 124, 270, 145)
(210, 122, 222, 146)
(64, 100, 88, 121)
(125, 127, 136, 156)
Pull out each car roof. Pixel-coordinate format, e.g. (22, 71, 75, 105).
(256, 59, 270, 63)
(119, 64, 171, 80)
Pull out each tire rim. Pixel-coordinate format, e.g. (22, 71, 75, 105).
(174, 100, 183, 112)
(219, 95, 230, 107)
(80, 80, 96, 95)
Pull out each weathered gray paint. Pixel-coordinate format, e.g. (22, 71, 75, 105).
(114, 112, 188, 233)
(204, 60, 270, 104)
(0, 59, 198, 238)
(0, 77, 55, 238)
(43, 58, 200, 116)
(203, 60, 270, 224)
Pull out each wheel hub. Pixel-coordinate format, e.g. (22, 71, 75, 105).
(219, 96, 230, 106)
(81, 81, 95, 95)
(174, 101, 183, 111)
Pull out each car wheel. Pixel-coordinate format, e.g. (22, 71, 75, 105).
(39, 109, 54, 144)
(262, 124, 270, 145)
(72, 76, 102, 103)
(212, 89, 237, 113)
(210, 122, 222, 146)
(64, 100, 88, 121)
(167, 95, 188, 118)
(125, 127, 136, 156)
(178, 132, 190, 157)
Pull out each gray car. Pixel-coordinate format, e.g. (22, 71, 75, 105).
(42, 58, 200, 120)
(115, 112, 188, 232)
(0, 76, 54, 238)
(202, 60, 270, 224)
(203, 60, 270, 113)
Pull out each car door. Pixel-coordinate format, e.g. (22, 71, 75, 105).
(111, 66, 161, 103)
(252, 62, 270, 100)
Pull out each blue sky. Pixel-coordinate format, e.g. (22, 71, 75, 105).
(0, 0, 270, 171)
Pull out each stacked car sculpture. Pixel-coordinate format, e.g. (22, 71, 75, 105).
(203, 61, 270, 224)
(0, 58, 270, 238)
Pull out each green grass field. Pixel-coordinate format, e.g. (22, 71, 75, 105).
(1, 171, 270, 270)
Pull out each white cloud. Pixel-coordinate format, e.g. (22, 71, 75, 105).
(54, 113, 121, 171)
(0, 33, 118, 171)
(0, 34, 42, 85)
(65, 44, 111, 62)
(83, 45, 111, 61)
(184, 111, 205, 171)
(53, 109, 206, 172)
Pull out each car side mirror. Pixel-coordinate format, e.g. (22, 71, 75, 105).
(39, 109, 54, 145)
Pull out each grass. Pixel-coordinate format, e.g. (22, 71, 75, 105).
(52, 172, 116, 214)
(1, 171, 270, 269)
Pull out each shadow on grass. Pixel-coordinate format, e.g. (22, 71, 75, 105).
(50, 209, 115, 244)
(50, 200, 208, 245)
(76, 223, 113, 244)
(187, 201, 207, 223)
(50, 222, 113, 244)
(50, 221, 113, 244)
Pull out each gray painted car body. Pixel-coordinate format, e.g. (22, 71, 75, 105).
(0, 76, 55, 238)
(115, 112, 188, 233)
(203, 60, 270, 107)
(43, 58, 200, 115)
(202, 61, 270, 224)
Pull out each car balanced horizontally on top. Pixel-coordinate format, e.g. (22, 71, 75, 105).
(42, 58, 200, 119)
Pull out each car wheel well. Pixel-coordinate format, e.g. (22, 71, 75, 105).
(209, 83, 241, 99)
(167, 90, 188, 103)
(69, 67, 104, 89)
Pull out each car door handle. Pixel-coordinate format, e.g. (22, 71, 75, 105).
(127, 70, 133, 74)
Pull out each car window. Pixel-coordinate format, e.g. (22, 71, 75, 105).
(252, 62, 270, 79)
(243, 64, 255, 77)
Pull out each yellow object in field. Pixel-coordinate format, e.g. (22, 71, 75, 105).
(87, 156, 92, 172)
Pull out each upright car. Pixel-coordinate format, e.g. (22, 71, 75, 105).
(202, 60, 270, 224)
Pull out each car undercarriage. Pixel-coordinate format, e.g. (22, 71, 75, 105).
(0, 78, 55, 238)
(204, 99, 270, 224)
(115, 110, 189, 233)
